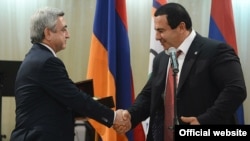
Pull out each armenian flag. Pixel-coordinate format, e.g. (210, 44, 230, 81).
(87, 0, 144, 140)
(209, 0, 244, 124)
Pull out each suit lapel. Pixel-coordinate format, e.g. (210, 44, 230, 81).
(177, 35, 203, 93)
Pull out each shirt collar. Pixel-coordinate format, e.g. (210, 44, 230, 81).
(39, 43, 57, 57)
(177, 29, 196, 54)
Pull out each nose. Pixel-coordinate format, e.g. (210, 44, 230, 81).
(155, 32, 161, 40)
(66, 31, 70, 39)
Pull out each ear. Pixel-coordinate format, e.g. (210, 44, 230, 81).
(178, 22, 186, 32)
(44, 28, 51, 40)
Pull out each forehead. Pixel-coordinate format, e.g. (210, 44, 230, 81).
(56, 16, 66, 27)
(154, 15, 168, 28)
(154, 15, 167, 24)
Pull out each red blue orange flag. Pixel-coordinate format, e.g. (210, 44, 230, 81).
(87, 0, 144, 140)
(209, 0, 244, 124)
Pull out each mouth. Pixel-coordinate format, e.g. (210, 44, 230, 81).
(159, 41, 164, 46)
(160, 42, 166, 47)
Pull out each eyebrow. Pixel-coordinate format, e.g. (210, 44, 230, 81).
(155, 27, 164, 31)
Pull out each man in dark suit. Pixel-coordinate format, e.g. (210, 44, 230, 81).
(10, 7, 130, 141)
(113, 3, 247, 141)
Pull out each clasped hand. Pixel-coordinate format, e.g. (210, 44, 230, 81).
(113, 109, 131, 134)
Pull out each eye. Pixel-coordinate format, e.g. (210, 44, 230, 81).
(61, 27, 68, 32)
(156, 29, 164, 33)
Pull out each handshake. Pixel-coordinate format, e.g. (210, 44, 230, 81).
(113, 109, 131, 134)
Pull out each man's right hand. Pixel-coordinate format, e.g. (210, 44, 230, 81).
(113, 109, 131, 134)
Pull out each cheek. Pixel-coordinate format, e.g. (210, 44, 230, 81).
(161, 33, 169, 40)
(166, 32, 177, 40)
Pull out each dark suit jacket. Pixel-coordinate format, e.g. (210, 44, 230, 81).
(10, 43, 114, 141)
(128, 34, 247, 140)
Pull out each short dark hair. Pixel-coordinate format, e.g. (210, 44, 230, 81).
(154, 3, 192, 30)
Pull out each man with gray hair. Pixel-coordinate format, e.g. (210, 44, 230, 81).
(10, 7, 130, 141)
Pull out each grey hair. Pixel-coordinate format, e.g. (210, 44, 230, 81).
(30, 7, 64, 44)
